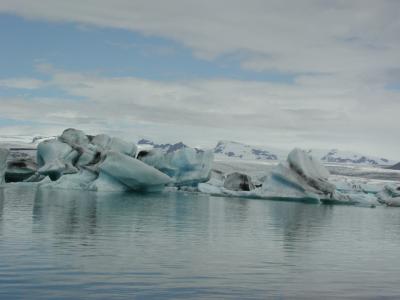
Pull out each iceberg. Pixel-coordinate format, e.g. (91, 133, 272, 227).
(91, 151, 172, 192)
(5, 158, 37, 182)
(260, 149, 335, 200)
(223, 172, 255, 191)
(377, 185, 400, 206)
(2, 128, 391, 207)
(59, 128, 90, 148)
(41, 169, 97, 190)
(92, 134, 137, 157)
(286, 148, 335, 195)
(31, 128, 173, 193)
(138, 147, 213, 186)
(0, 148, 9, 184)
(37, 139, 79, 180)
(200, 148, 365, 203)
(59, 128, 100, 167)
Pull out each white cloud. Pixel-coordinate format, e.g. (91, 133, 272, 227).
(0, 1, 399, 77)
(0, 1, 399, 157)
(0, 67, 399, 158)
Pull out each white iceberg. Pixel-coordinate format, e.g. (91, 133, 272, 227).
(59, 128, 100, 167)
(92, 134, 137, 157)
(223, 172, 255, 191)
(59, 128, 90, 148)
(287, 148, 335, 195)
(376, 185, 400, 206)
(91, 151, 172, 192)
(139, 147, 213, 186)
(0, 148, 9, 184)
(5, 158, 37, 182)
(41, 169, 97, 190)
(37, 139, 79, 180)
(200, 148, 350, 203)
(258, 149, 335, 200)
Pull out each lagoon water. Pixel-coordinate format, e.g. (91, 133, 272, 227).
(1, 185, 400, 299)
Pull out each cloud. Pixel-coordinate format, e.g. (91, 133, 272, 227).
(0, 77, 45, 89)
(0, 1, 399, 157)
(0, 1, 399, 77)
(0, 66, 399, 158)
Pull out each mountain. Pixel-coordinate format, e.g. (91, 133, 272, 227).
(137, 139, 189, 153)
(307, 149, 396, 166)
(214, 140, 283, 161)
(213, 140, 397, 166)
(387, 162, 400, 170)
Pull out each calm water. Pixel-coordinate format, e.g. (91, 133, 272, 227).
(1, 185, 400, 299)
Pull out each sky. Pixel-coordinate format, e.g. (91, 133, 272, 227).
(0, 1, 399, 159)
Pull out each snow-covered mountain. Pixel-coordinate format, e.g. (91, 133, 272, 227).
(214, 140, 283, 161)
(1, 135, 396, 167)
(307, 149, 396, 166)
(213, 140, 397, 166)
(137, 139, 190, 153)
(388, 162, 400, 170)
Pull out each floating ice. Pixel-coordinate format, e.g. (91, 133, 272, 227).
(41, 169, 97, 190)
(92, 134, 137, 157)
(287, 148, 335, 195)
(59, 128, 100, 167)
(259, 149, 335, 201)
(91, 151, 172, 192)
(199, 148, 374, 203)
(0, 148, 9, 184)
(3, 128, 397, 206)
(223, 172, 255, 191)
(59, 128, 90, 148)
(5, 158, 37, 182)
(37, 139, 78, 180)
(377, 185, 400, 206)
(139, 147, 213, 186)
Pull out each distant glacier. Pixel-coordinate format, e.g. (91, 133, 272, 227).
(138, 139, 397, 167)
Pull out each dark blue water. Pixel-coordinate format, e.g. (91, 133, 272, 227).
(1, 185, 400, 299)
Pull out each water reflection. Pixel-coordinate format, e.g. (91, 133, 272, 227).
(33, 188, 98, 238)
(0, 188, 4, 225)
(2, 185, 400, 299)
(268, 202, 334, 252)
(32, 188, 215, 242)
